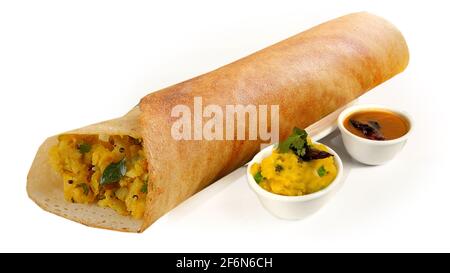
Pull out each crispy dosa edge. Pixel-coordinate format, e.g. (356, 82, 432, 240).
(138, 12, 409, 231)
(27, 107, 144, 232)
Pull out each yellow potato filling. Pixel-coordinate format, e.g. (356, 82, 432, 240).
(49, 134, 148, 219)
(251, 141, 337, 196)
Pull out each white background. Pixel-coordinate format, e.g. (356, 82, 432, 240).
(1, 0, 449, 252)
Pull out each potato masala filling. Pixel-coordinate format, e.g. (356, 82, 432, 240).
(49, 134, 148, 219)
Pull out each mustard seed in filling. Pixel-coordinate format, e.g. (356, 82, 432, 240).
(49, 134, 148, 219)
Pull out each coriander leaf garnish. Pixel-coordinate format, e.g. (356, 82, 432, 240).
(317, 166, 327, 177)
(78, 143, 91, 154)
(100, 158, 127, 185)
(278, 127, 308, 157)
(278, 127, 333, 161)
(253, 171, 264, 184)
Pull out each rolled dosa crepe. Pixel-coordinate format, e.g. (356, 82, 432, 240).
(27, 12, 409, 232)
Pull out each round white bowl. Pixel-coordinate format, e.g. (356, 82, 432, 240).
(247, 143, 343, 220)
(337, 104, 413, 166)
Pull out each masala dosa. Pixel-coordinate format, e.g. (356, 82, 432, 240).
(27, 12, 409, 232)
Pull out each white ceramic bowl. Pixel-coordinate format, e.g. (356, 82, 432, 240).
(247, 143, 343, 220)
(337, 104, 413, 165)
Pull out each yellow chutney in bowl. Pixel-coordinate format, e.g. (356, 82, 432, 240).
(247, 127, 343, 220)
(250, 141, 337, 197)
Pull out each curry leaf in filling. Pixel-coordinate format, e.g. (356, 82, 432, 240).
(100, 158, 127, 185)
(140, 180, 148, 194)
(76, 183, 90, 195)
(77, 143, 91, 154)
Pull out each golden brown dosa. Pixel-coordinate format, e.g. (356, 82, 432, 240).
(27, 12, 409, 232)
